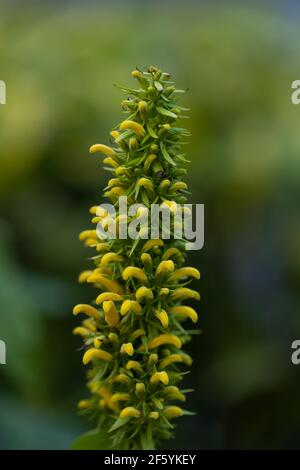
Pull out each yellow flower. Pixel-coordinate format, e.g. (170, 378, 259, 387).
(163, 386, 186, 402)
(78, 270, 93, 283)
(155, 309, 169, 328)
(73, 304, 100, 321)
(87, 274, 123, 294)
(110, 130, 120, 139)
(111, 374, 131, 385)
(171, 287, 200, 301)
(144, 154, 156, 170)
(155, 260, 175, 276)
(169, 306, 198, 323)
(135, 286, 153, 302)
(129, 328, 146, 342)
(137, 177, 154, 191)
(150, 371, 169, 386)
(100, 252, 124, 266)
(126, 360, 143, 374)
(78, 400, 92, 409)
(148, 334, 182, 350)
(103, 157, 118, 168)
(169, 182, 188, 192)
(89, 143, 117, 157)
(159, 354, 184, 369)
(141, 239, 164, 252)
(120, 300, 142, 316)
(149, 411, 159, 420)
(169, 267, 200, 281)
(79, 229, 97, 241)
(135, 383, 146, 394)
(162, 247, 182, 260)
(103, 300, 120, 327)
(120, 342, 134, 356)
(119, 120, 145, 138)
(122, 267, 148, 284)
(164, 406, 184, 419)
(111, 393, 131, 403)
(73, 327, 90, 337)
(96, 292, 123, 305)
(82, 348, 113, 365)
(119, 407, 141, 419)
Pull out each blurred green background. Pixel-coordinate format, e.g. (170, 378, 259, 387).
(1, 0, 300, 449)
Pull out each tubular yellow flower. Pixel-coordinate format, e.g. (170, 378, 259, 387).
(159, 354, 184, 369)
(119, 407, 141, 419)
(155, 309, 169, 328)
(103, 301, 120, 327)
(120, 342, 134, 356)
(137, 177, 153, 191)
(111, 393, 131, 403)
(120, 300, 142, 316)
(89, 143, 117, 157)
(100, 252, 124, 266)
(78, 270, 93, 283)
(73, 327, 90, 337)
(126, 360, 143, 374)
(79, 229, 97, 241)
(82, 348, 113, 365)
(150, 371, 169, 386)
(122, 267, 148, 284)
(171, 287, 200, 301)
(87, 274, 123, 294)
(155, 260, 175, 276)
(112, 374, 131, 385)
(169, 182, 188, 192)
(135, 383, 146, 394)
(78, 400, 92, 409)
(160, 200, 178, 214)
(119, 120, 145, 138)
(103, 157, 118, 168)
(162, 247, 182, 260)
(73, 304, 101, 321)
(164, 406, 184, 419)
(144, 153, 156, 170)
(96, 292, 123, 305)
(159, 179, 171, 191)
(141, 239, 164, 252)
(148, 334, 182, 350)
(163, 386, 186, 402)
(149, 411, 159, 420)
(110, 130, 120, 139)
(169, 306, 198, 323)
(169, 267, 201, 281)
(108, 178, 123, 188)
(135, 286, 154, 302)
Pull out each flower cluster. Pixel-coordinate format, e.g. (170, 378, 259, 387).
(73, 66, 200, 450)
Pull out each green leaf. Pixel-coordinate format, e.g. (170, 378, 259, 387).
(160, 142, 176, 166)
(109, 417, 131, 432)
(156, 106, 177, 119)
(154, 81, 163, 92)
(71, 429, 112, 450)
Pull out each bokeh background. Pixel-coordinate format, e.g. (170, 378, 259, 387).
(1, 0, 300, 449)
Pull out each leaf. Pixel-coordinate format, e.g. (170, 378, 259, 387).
(160, 142, 176, 166)
(146, 123, 158, 139)
(109, 417, 131, 432)
(154, 81, 163, 92)
(156, 106, 177, 119)
(71, 429, 112, 450)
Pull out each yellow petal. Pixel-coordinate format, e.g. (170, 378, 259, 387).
(159, 354, 184, 369)
(103, 301, 120, 327)
(120, 300, 142, 316)
(82, 348, 113, 365)
(119, 120, 145, 137)
(142, 239, 164, 252)
(111, 393, 131, 403)
(122, 267, 148, 284)
(171, 287, 200, 301)
(87, 274, 123, 294)
(162, 247, 182, 261)
(89, 143, 116, 157)
(150, 371, 169, 386)
(169, 267, 200, 281)
(119, 407, 141, 419)
(100, 252, 124, 266)
(135, 286, 153, 302)
(155, 260, 175, 276)
(148, 334, 182, 350)
(169, 306, 198, 323)
(120, 342, 134, 356)
(73, 327, 90, 337)
(164, 406, 183, 419)
(73, 304, 100, 321)
(137, 177, 153, 191)
(155, 309, 169, 328)
(96, 292, 123, 305)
